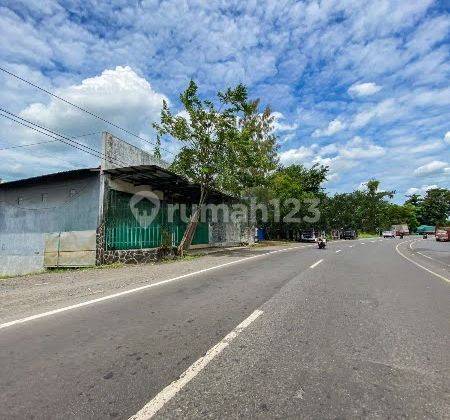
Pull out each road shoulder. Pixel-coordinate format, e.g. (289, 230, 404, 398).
(0, 243, 302, 324)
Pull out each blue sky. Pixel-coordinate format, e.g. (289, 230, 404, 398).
(0, 0, 449, 201)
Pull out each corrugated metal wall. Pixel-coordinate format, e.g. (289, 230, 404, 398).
(104, 190, 209, 250)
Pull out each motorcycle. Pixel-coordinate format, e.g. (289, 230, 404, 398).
(317, 238, 326, 249)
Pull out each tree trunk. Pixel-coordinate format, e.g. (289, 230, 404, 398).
(177, 190, 207, 256)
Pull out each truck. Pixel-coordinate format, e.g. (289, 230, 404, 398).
(392, 224, 409, 236)
(435, 227, 450, 242)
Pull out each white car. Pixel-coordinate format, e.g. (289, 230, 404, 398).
(382, 230, 396, 238)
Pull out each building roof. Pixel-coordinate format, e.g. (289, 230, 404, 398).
(0, 165, 235, 203)
(0, 167, 100, 189)
(104, 165, 235, 203)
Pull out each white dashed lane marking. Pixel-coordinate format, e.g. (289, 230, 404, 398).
(310, 259, 324, 269)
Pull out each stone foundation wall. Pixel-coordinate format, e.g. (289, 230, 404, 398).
(102, 247, 176, 265)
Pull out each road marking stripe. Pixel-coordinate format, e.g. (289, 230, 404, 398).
(360, 242, 365, 244)
(0, 246, 302, 331)
(410, 239, 449, 265)
(310, 259, 323, 269)
(396, 241, 449, 284)
(349, 245, 353, 248)
(417, 251, 434, 260)
(129, 309, 264, 420)
(336, 250, 341, 253)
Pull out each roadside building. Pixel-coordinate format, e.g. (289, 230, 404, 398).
(0, 133, 251, 276)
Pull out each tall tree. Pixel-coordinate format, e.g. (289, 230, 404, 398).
(359, 180, 395, 233)
(153, 81, 278, 253)
(252, 164, 328, 239)
(419, 188, 450, 226)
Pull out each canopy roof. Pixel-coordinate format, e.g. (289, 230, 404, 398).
(104, 165, 234, 203)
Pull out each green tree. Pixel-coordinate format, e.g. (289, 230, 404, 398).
(323, 192, 360, 231)
(385, 203, 419, 232)
(153, 81, 278, 253)
(358, 180, 395, 233)
(252, 164, 328, 239)
(419, 188, 450, 226)
(405, 193, 422, 208)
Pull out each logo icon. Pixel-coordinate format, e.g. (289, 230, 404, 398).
(129, 190, 161, 228)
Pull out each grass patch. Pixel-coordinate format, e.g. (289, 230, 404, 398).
(251, 240, 296, 248)
(358, 232, 379, 238)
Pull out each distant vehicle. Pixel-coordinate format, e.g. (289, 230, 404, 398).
(435, 227, 450, 242)
(392, 224, 409, 236)
(382, 230, 396, 238)
(342, 229, 357, 240)
(301, 229, 318, 242)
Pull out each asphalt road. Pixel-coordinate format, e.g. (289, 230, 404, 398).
(1, 238, 449, 419)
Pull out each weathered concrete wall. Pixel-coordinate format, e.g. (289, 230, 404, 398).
(101, 132, 169, 170)
(207, 204, 255, 246)
(0, 233, 45, 276)
(0, 172, 100, 275)
(0, 172, 100, 234)
(209, 220, 255, 246)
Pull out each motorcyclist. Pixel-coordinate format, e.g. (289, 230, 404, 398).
(317, 235, 327, 249)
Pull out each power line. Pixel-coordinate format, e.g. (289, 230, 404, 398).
(0, 110, 132, 168)
(0, 113, 108, 163)
(0, 66, 175, 156)
(0, 139, 57, 151)
(0, 131, 101, 151)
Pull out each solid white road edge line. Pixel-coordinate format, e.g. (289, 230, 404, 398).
(129, 309, 264, 420)
(310, 259, 323, 269)
(396, 241, 449, 284)
(0, 246, 302, 331)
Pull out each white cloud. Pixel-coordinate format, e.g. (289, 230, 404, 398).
(444, 131, 450, 145)
(279, 146, 314, 164)
(348, 82, 382, 97)
(0, 66, 169, 179)
(20, 66, 167, 134)
(406, 184, 438, 195)
(312, 119, 345, 137)
(414, 160, 449, 176)
(352, 98, 397, 128)
(279, 136, 385, 181)
(271, 112, 298, 132)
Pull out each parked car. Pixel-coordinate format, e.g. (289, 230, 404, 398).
(435, 227, 450, 242)
(342, 229, 357, 239)
(301, 229, 318, 242)
(382, 230, 396, 238)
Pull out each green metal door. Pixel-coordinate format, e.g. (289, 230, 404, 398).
(105, 190, 209, 250)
